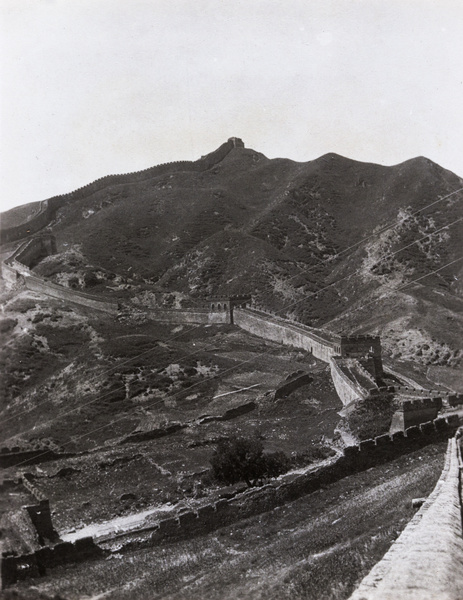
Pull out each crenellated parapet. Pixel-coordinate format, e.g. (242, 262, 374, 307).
(348, 435, 463, 600)
(0, 138, 245, 244)
(390, 396, 443, 433)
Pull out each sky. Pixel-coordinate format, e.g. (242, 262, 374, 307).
(1, 0, 463, 213)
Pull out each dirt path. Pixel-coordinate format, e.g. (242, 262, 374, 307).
(60, 504, 175, 542)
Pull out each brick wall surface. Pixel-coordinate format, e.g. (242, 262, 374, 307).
(348, 437, 463, 600)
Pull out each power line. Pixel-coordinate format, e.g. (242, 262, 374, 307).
(284, 186, 463, 283)
(9, 254, 462, 469)
(0, 323, 203, 426)
(4, 211, 461, 440)
(8, 212, 456, 436)
(4, 189, 462, 456)
(327, 255, 463, 330)
(270, 216, 463, 318)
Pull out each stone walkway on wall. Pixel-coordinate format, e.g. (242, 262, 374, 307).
(349, 437, 463, 600)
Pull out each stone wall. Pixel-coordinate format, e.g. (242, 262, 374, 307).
(274, 371, 313, 400)
(330, 357, 370, 406)
(2, 235, 119, 314)
(11, 235, 56, 269)
(1, 138, 242, 244)
(21, 474, 48, 502)
(340, 335, 382, 359)
(0, 260, 21, 286)
(0, 449, 73, 469)
(386, 385, 463, 408)
(24, 276, 118, 314)
(1, 537, 104, 588)
(233, 307, 387, 406)
(390, 397, 443, 433)
(2, 414, 457, 588)
(0, 200, 57, 244)
(107, 415, 459, 553)
(234, 307, 337, 363)
(121, 401, 256, 444)
(146, 308, 230, 325)
(348, 436, 463, 600)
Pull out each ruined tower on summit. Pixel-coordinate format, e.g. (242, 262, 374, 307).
(228, 137, 245, 148)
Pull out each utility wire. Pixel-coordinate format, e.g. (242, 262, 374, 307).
(4, 189, 462, 456)
(8, 254, 462, 469)
(283, 186, 463, 283)
(7, 212, 459, 434)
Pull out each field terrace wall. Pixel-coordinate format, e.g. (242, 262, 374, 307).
(0, 138, 243, 244)
(274, 371, 313, 400)
(0, 448, 74, 468)
(348, 436, 463, 600)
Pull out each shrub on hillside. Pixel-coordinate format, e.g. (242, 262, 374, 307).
(210, 434, 290, 487)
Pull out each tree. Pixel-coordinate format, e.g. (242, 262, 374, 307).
(210, 434, 290, 487)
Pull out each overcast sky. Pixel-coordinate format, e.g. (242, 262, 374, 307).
(1, 0, 463, 212)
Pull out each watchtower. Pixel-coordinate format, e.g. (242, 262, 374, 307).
(340, 335, 383, 379)
(209, 294, 251, 324)
(228, 137, 245, 148)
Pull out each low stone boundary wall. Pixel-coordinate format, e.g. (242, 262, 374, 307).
(0, 449, 75, 469)
(121, 402, 257, 444)
(274, 371, 313, 400)
(348, 436, 463, 599)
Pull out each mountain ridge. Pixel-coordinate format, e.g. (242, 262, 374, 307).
(1, 139, 462, 374)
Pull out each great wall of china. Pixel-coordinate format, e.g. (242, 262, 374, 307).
(2, 233, 463, 593)
(1, 414, 460, 589)
(0, 137, 245, 244)
(1, 138, 462, 594)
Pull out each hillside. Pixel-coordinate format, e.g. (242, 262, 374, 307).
(1, 139, 463, 599)
(2, 140, 462, 373)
